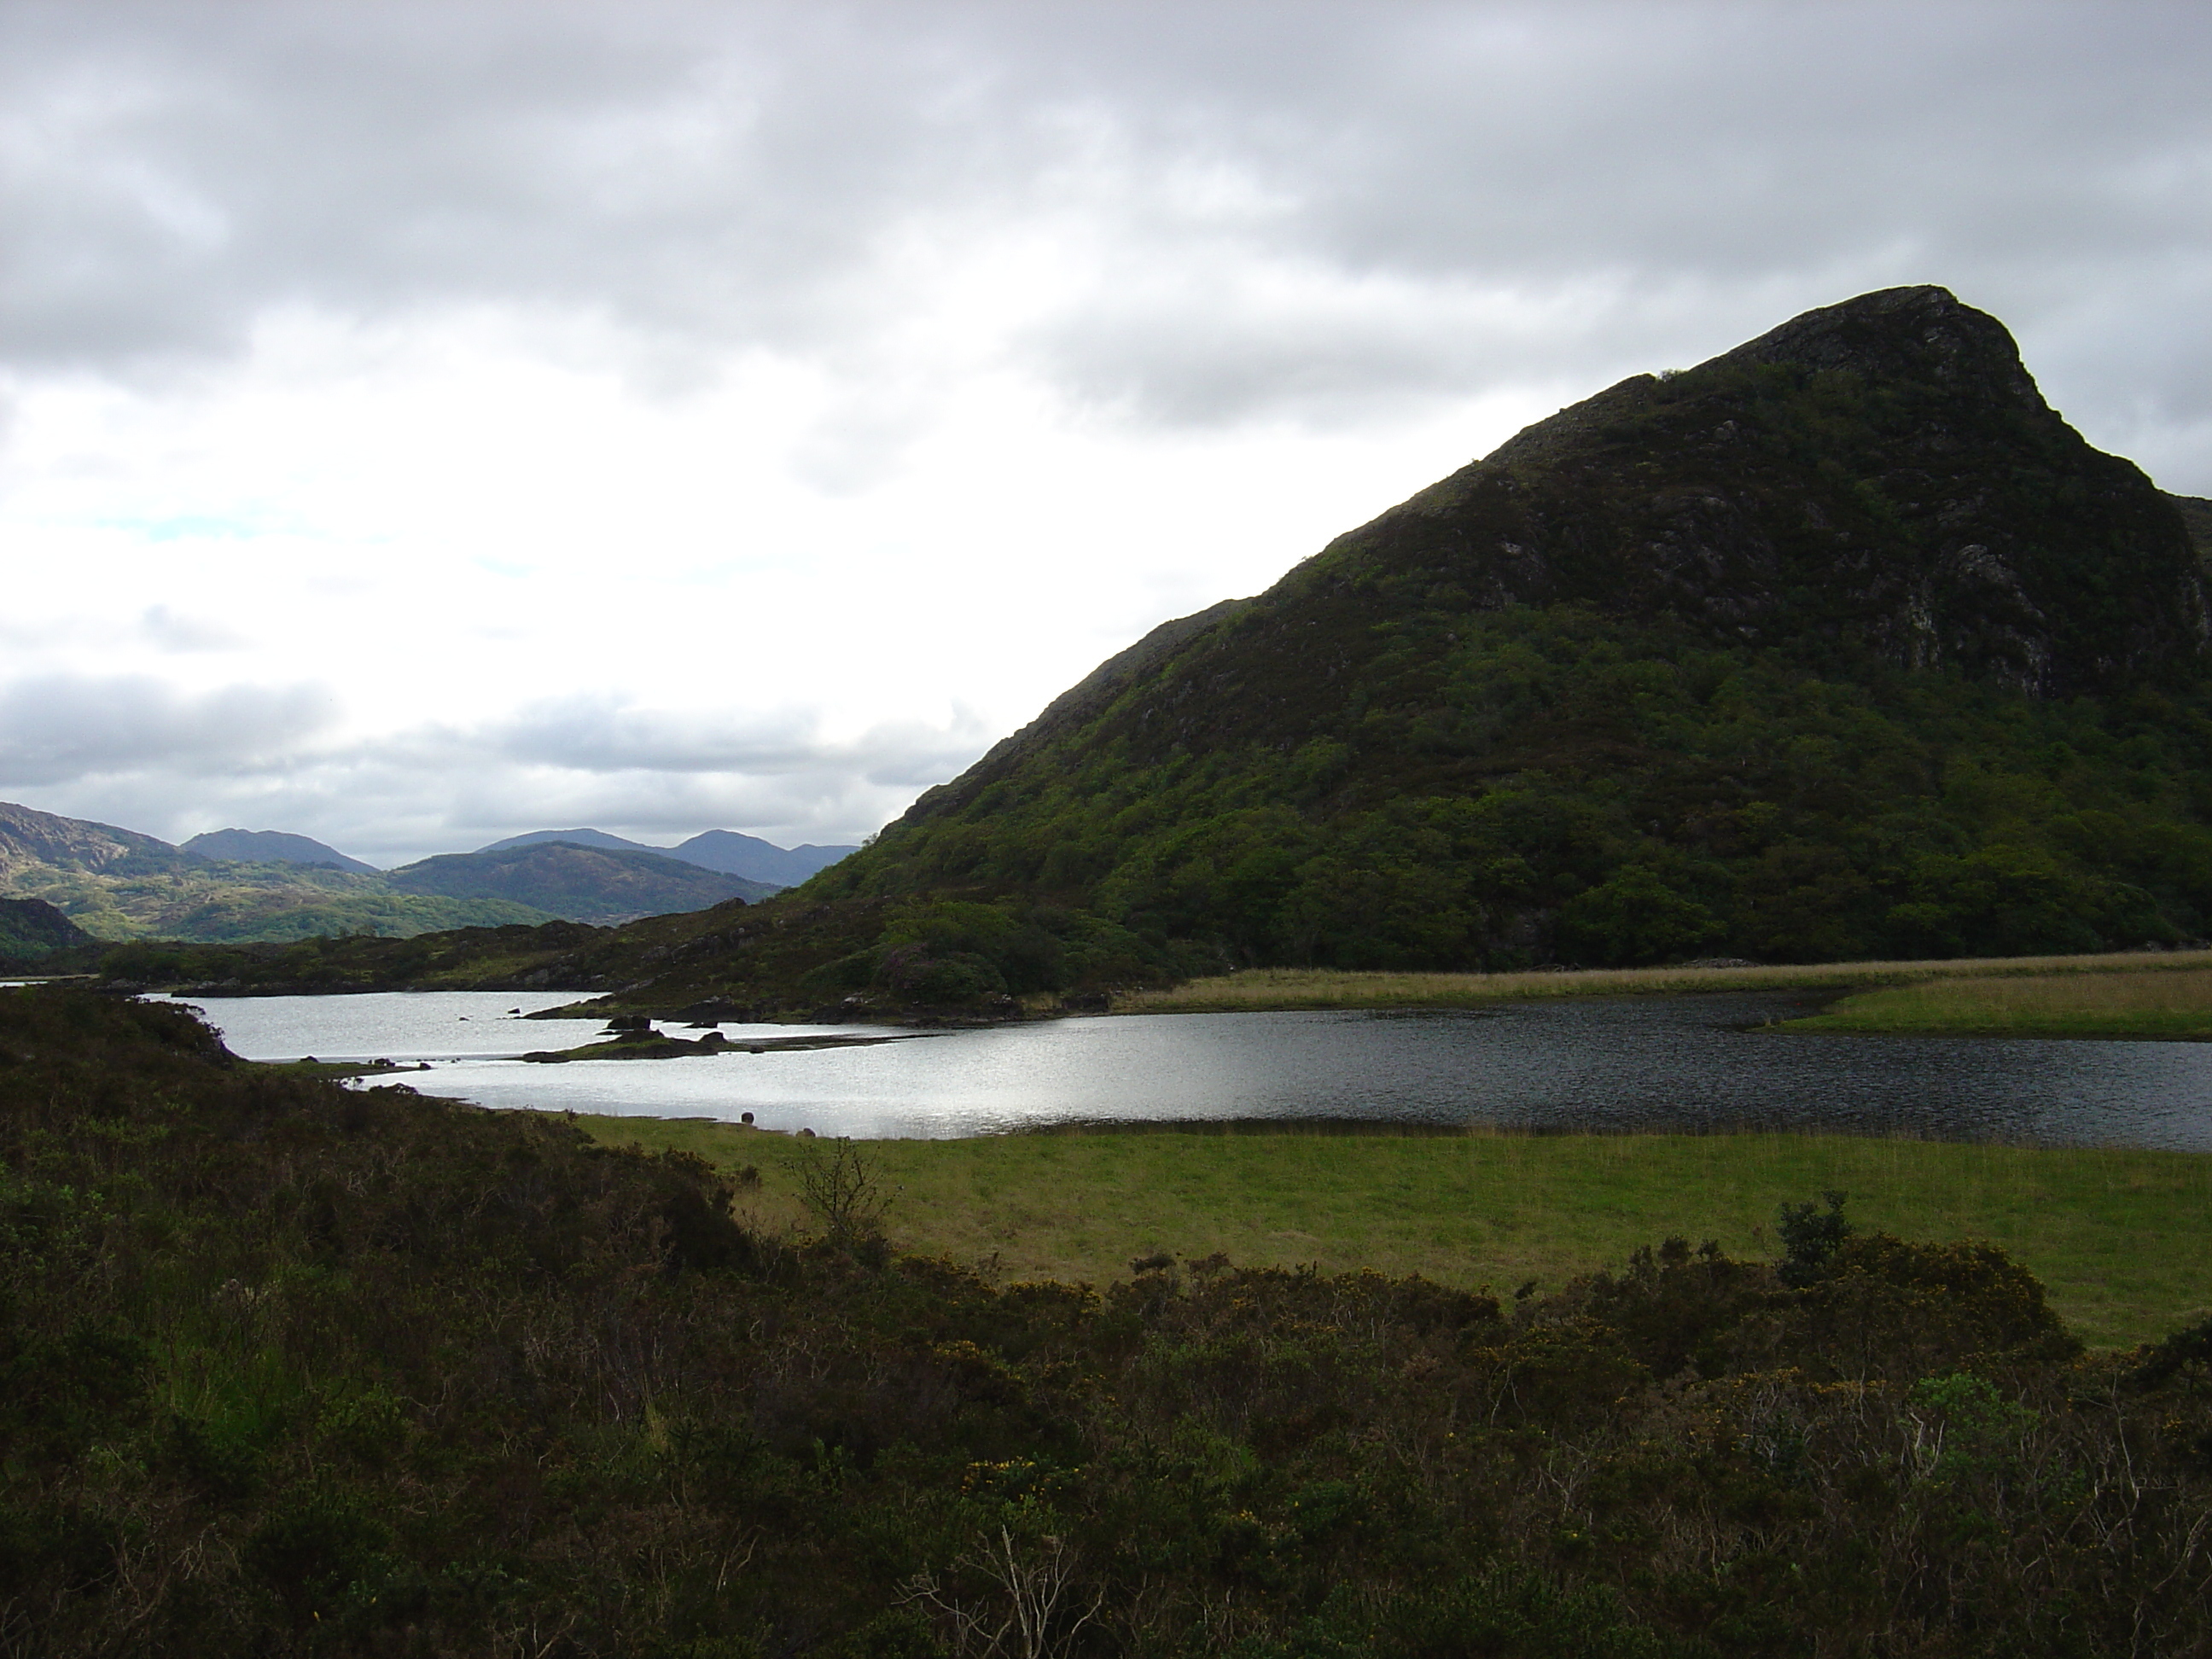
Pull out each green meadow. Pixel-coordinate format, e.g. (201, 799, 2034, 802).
(574, 1117, 2212, 1351)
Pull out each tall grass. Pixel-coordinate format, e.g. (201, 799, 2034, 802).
(1114, 948, 2212, 1013)
(1783, 966, 2212, 1037)
(577, 1118, 2212, 1350)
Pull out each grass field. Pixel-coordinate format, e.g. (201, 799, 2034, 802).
(1778, 966, 2212, 1039)
(1116, 949, 2212, 1015)
(573, 1117, 2211, 1350)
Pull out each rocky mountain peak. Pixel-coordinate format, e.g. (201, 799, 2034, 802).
(1714, 284, 2045, 408)
(1306, 287, 2205, 701)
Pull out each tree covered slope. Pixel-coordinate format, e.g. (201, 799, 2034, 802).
(65, 288, 2212, 1008)
(795, 287, 2212, 978)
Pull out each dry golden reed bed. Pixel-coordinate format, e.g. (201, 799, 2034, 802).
(1115, 947, 2212, 1014)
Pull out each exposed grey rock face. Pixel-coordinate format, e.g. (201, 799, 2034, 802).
(0, 800, 189, 876)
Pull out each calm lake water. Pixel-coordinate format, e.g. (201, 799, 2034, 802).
(158, 988, 2212, 1149)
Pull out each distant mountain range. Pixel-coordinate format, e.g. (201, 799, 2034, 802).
(385, 843, 774, 919)
(0, 803, 816, 945)
(480, 828, 858, 885)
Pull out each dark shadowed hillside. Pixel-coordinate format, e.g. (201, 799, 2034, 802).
(0, 896, 91, 963)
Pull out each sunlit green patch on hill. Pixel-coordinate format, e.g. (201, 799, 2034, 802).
(575, 1117, 2212, 1351)
(1778, 963, 2212, 1038)
(13, 863, 552, 942)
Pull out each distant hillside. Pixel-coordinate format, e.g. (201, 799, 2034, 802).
(666, 829, 857, 884)
(383, 842, 773, 923)
(795, 286, 2212, 983)
(479, 827, 660, 857)
(0, 800, 193, 878)
(480, 825, 855, 886)
(183, 827, 375, 873)
(0, 801, 752, 941)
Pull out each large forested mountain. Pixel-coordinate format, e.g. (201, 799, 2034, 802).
(73, 288, 2212, 1008)
(797, 287, 2212, 979)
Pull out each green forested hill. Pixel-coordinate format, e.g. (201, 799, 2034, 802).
(69, 288, 2212, 1008)
(789, 287, 2212, 983)
(0, 897, 90, 963)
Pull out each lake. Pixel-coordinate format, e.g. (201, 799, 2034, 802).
(157, 988, 2212, 1148)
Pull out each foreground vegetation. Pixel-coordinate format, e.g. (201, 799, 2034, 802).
(1781, 965, 2212, 1039)
(579, 1118, 2212, 1352)
(10, 984, 2212, 1654)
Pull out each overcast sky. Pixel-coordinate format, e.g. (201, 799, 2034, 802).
(3, 0, 2208, 864)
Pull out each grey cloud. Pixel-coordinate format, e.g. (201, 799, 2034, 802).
(0, 1, 1052, 370)
(139, 605, 247, 652)
(3, 2, 2207, 480)
(0, 673, 335, 784)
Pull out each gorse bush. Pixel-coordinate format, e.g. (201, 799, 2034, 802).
(2, 987, 2209, 1655)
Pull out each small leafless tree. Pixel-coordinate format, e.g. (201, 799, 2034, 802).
(789, 1137, 892, 1248)
(902, 1526, 1103, 1659)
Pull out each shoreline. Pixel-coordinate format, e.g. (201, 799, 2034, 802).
(1109, 948, 2212, 1036)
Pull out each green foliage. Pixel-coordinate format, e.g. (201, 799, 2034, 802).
(796, 606, 2212, 986)
(1774, 1190, 1853, 1288)
(1555, 867, 1723, 967)
(2, 987, 2208, 1653)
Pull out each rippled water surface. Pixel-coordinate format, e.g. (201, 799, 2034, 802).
(164, 989, 2212, 1147)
